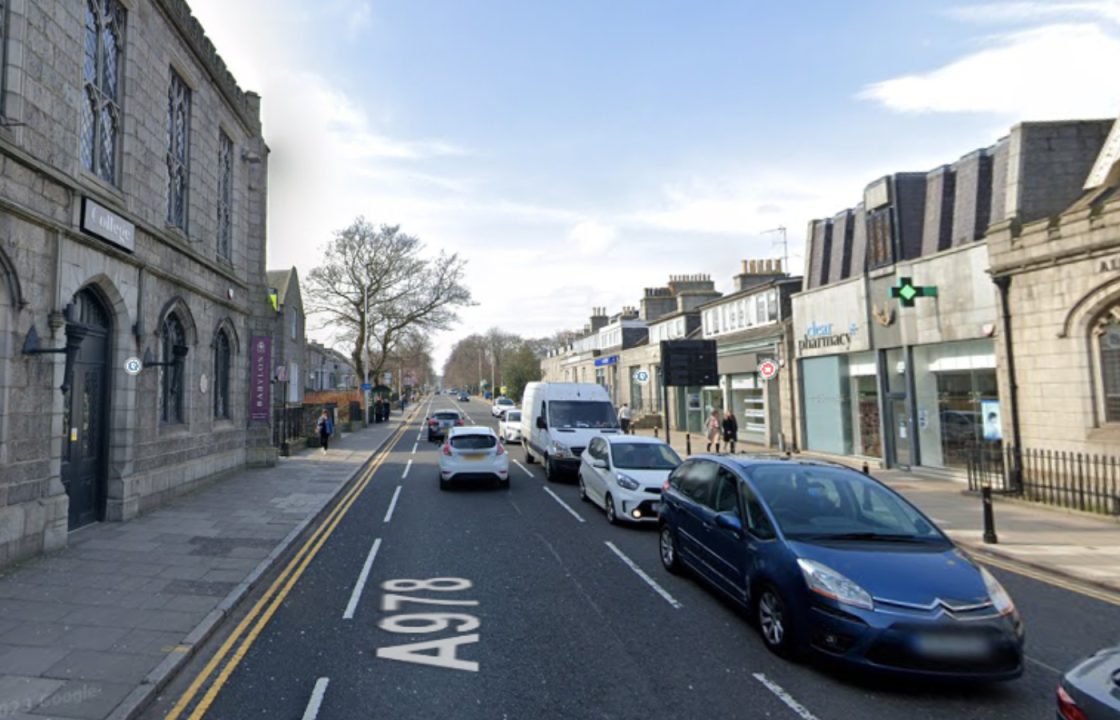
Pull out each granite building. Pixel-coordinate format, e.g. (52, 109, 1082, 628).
(0, 0, 273, 566)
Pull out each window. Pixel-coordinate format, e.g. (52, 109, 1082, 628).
(0, 0, 8, 116)
(81, 0, 125, 184)
(213, 329, 230, 419)
(160, 313, 186, 424)
(1096, 307, 1120, 422)
(167, 70, 191, 229)
(677, 460, 718, 506)
(739, 483, 775, 539)
(217, 130, 233, 260)
(712, 469, 740, 514)
(768, 290, 779, 322)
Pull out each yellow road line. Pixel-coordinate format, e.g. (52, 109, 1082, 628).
(972, 552, 1120, 607)
(166, 413, 417, 720)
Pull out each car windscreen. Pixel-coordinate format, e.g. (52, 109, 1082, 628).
(547, 401, 619, 429)
(747, 466, 947, 543)
(450, 435, 497, 450)
(505, 411, 521, 422)
(497, 398, 514, 405)
(433, 411, 460, 420)
(611, 443, 681, 470)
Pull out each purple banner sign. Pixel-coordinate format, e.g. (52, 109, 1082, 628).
(250, 336, 272, 421)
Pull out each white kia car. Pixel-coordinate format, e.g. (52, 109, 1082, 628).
(578, 435, 682, 523)
(490, 396, 516, 417)
(438, 426, 510, 490)
(498, 409, 522, 443)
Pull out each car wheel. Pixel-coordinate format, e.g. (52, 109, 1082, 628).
(757, 584, 796, 658)
(439, 476, 448, 492)
(604, 493, 618, 524)
(544, 455, 555, 482)
(659, 524, 682, 574)
(577, 474, 589, 503)
(525, 446, 536, 464)
(499, 477, 510, 489)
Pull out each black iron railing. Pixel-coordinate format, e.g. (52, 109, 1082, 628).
(968, 445, 1120, 516)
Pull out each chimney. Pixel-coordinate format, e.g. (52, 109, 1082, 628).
(734, 256, 788, 292)
(589, 306, 609, 333)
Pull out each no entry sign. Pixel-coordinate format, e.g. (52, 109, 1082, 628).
(759, 360, 778, 380)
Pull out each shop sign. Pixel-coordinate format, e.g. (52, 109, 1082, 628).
(594, 355, 618, 367)
(797, 321, 854, 353)
(249, 336, 271, 421)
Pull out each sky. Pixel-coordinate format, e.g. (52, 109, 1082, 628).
(188, 0, 1120, 369)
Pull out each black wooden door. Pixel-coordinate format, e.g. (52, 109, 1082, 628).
(61, 290, 111, 530)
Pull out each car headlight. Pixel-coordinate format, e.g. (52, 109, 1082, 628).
(797, 558, 874, 610)
(549, 442, 570, 458)
(615, 473, 639, 491)
(979, 567, 1016, 616)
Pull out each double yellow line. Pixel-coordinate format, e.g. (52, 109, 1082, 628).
(972, 551, 1120, 607)
(166, 413, 417, 720)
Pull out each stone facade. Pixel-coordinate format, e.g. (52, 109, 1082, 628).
(0, 0, 272, 566)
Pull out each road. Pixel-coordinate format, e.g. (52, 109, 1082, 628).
(142, 395, 1120, 720)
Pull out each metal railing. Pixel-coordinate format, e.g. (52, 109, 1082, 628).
(968, 445, 1120, 516)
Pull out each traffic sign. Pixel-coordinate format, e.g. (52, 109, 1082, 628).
(759, 360, 778, 381)
(633, 369, 650, 385)
(124, 357, 142, 375)
(361, 383, 372, 391)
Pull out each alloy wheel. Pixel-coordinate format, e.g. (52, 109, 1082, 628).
(759, 589, 785, 649)
(659, 525, 680, 573)
(578, 475, 589, 502)
(605, 493, 617, 524)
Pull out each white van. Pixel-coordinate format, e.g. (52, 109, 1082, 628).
(520, 382, 621, 481)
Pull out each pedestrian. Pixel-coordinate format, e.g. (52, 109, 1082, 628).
(706, 409, 722, 453)
(722, 409, 738, 454)
(316, 408, 334, 453)
(618, 403, 632, 434)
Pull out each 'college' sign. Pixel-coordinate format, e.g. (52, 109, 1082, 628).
(81, 197, 135, 252)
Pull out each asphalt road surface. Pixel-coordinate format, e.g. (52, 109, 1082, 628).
(143, 395, 1120, 720)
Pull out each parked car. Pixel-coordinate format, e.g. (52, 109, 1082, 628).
(426, 410, 464, 442)
(458, 392, 470, 402)
(1058, 646, 1120, 719)
(578, 436, 681, 524)
(658, 456, 1024, 680)
(438, 426, 509, 490)
(520, 381, 622, 481)
(498, 410, 523, 443)
(491, 396, 516, 417)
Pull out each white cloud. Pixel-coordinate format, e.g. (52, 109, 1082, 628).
(860, 22, 1120, 119)
(568, 220, 618, 255)
(946, 1, 1120, 25)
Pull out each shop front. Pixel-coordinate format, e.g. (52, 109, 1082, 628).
(717, 346, 782, 447)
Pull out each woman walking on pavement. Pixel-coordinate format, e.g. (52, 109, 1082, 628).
(722, 409, 738, 454)
(706, 409, 722, 453)
(316, 408, 334, 453)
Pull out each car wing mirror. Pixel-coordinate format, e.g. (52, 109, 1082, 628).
(536, 416, 547, 429)
(592, 458, 608, 469)
(715, 512, 744, 534)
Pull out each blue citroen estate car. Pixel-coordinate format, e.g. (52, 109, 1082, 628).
(658, 457, 1024, 680)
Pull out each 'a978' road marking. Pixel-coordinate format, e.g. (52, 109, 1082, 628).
(376, 578, 481, 672)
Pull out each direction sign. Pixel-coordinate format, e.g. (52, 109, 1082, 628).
(361, 383, 372, 392)
(759, 360, 778, 381)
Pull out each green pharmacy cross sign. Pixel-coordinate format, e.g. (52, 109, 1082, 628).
(890, 277, 937, 307)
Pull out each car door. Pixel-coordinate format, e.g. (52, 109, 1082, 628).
(674, 460, 718, 574)
(698, 468, 751, 603)
(586, 438, 609, 505)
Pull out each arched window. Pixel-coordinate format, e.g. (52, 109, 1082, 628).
(161, 313, 186, 424)
(213, 329, 231, 419)
(1097, 306, 1120, 423)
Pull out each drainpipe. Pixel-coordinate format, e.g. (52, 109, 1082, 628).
(992, 274, 1023, 491)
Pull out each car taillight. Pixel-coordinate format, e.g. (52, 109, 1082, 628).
(662, 479, 671, 492)
(442, 443, 452, 456)
(496, 443, 505, 456)
(1057, 687, 1087, 720)
(428, 419, 437, 426)
(455, 419, 464, 426)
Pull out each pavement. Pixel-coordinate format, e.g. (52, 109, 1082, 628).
(0, 412, 413, 720)
(630, 427, 1120, 597)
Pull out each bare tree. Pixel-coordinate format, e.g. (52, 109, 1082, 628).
(304, 218, 473, 384)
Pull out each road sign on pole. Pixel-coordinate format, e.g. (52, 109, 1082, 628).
(759, 360, 778, 381)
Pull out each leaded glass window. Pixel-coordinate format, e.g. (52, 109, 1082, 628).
(1096, 307, 1120, 423)
(217, 131, 233, 260)
(213, 329, 231, 419)
(161, 313, 186, 424)
(81, 0, 125, 184)
(167, 71, 191, 230)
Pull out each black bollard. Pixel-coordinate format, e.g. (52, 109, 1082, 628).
(981, 485, 999, 544)
(685, 433, 692, 456)
(653, 427, 659, 439)
(861, 461, 869, 475)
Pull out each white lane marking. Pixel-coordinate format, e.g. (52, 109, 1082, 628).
(1026, 655, 1063, 675)
(301, 677, 330, 720)
(343, 538, 382, 619)
(752, 673, 819, 720)
(402, 459, 413, 478)
(604, 541, 682, 609)
(542, 486, 585, 523)
(513, 460, 533, 477)
(412, 442, 418, 455)
(384, 486, 402, 523)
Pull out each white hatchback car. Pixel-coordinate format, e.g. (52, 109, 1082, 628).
(490, 396, 516, 417)
(498, 409, 522, 443)
(578, 435, 682, 523)
(438, 426, 510, 490)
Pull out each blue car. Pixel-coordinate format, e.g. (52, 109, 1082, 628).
(658, 457, 1024, 681)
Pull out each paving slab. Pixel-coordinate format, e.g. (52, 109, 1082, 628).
(0, 416, 410, 720)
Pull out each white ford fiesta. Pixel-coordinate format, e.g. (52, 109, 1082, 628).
(438, 426, 510, 490)
(498, 410, 522, 443)
(578, 435, 682, 523)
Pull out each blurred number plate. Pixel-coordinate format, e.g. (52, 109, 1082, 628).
(463, 454, 485, 461)
(915, 633, 989, 659)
